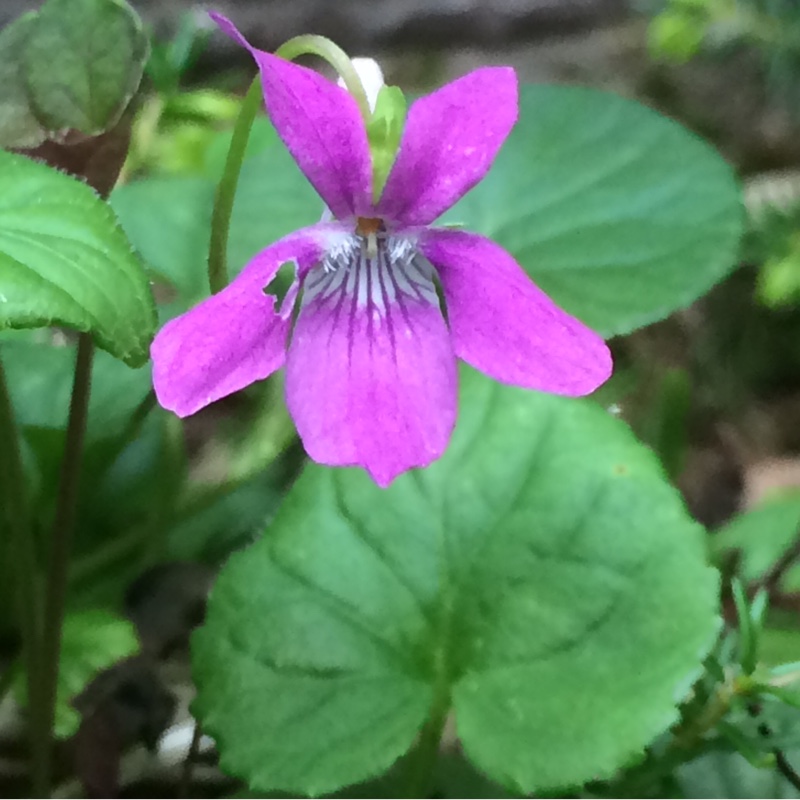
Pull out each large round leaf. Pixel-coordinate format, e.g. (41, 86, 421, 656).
(443, 84, 743, 336)
(0, 149, 156, 365)
(192, 369, 719, 795)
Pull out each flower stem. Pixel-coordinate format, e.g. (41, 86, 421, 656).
(207, 76, 263, 295)
(33, 333, 94, 798)
(179, 721, 204, 798)
(404, 686, 450, 798)
(142, 413, 186, 566)
(0, 355, 43, 794)
(276, 35, 370, 120)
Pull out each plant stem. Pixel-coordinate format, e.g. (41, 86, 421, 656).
(776, 749, 800, 793)
(747, 701, 800, 793)
(207, 76, 262, 295)
(404, 687, 450, 798)
(0, 356, 42, 793)
(405, 551, 452, 798)
(179, 721, 204, 798)
(275, 35, 370, 120)
(33, 333, 94, 798)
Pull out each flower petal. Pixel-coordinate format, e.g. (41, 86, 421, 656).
(421, 230, 612, 396)
(286, 238, 457, 487)
(152, 224, 341, 417)
(377, 67, 518, 227)
(210, 12, 373, 220)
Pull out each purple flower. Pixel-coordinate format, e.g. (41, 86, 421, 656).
(151, 14, 613, 487)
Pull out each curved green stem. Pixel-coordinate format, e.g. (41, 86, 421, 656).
(34, 333, 94, 798)
(275, 35, 370, 120)
(404, 681, 450, 798)
(206, 35, 368, 296)
(207, 76, 263, 295)
(405, 527, 454, 798)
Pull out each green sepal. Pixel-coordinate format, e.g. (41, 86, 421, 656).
(366, 85, 407, 202)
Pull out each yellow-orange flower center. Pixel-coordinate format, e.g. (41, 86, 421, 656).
(355, 217, 383, 237)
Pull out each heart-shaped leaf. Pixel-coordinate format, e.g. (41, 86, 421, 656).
(443, 84, 744, 336)
(0, 150, 156, 365)
(192, 369, 719, 795)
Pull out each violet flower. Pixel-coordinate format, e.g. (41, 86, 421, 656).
(151, 14, 613, 487)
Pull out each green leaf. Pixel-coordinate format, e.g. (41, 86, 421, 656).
(111, 175, 214, 304)
(228, 141, 318, 273)
(13, 608, 139, 738)
(444, 84, 743, 336)
(762, 629, 800, 668)
(712, 492, 800, 585)
(677, 746, 800, 798)
(0, 13, 47, 148)
(1, 335, 151, 443)
(166, 473, 283, 564)
(111, 128, 317, 311)
(23, 0, 148, 135)
(0, 150, 156, 365)
(648, 10, 707, 63)
(192, 368, 719, 796)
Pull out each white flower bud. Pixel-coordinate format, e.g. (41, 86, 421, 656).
(338, 57, 385, 113)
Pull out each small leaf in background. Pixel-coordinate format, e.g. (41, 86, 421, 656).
(648, 5, 708, 63)
(23, 0, 148, 136)
(0, 13, 47, 148)
(192, 368, 719, 796)
(145, 10, 213, 95)
(678, 748, 800, 799)
(442, 84, 743, 336)
(712, 492, 800, 588)
(0, 149, 157, 365)
(13, 609, 139, 738)
(758, 240, 800, 308)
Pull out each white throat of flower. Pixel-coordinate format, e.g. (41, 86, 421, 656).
(304, 231, 438, 318)
(338, 57, 385, 113)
